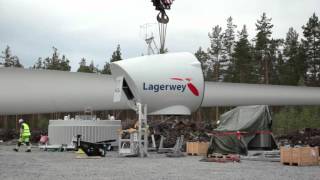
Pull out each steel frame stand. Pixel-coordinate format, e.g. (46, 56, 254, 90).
(137, 103, 149, 158)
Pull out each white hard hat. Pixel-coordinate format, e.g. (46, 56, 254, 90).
(18, 119, 24, 123)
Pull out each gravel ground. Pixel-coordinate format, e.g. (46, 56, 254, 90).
(0, 145, 319, 180)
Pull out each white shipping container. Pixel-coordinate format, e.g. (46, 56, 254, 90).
(48, 120, 121, 147)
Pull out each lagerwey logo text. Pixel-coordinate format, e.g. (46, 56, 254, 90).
(142, 77, 199, 96)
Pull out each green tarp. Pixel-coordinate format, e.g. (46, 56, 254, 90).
(208, 105, 277, 156)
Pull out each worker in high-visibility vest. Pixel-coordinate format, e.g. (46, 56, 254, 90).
(13, 119, 31, 152)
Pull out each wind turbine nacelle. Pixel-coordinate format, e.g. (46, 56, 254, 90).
(111, 52, 204, 115)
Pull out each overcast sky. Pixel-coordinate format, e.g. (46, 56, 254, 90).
(0, 0, 319, 71)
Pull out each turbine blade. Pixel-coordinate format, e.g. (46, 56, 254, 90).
(202, 82, 320, 107)
(0, 68, 128, 115)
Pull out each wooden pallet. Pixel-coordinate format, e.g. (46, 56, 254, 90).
(282, 162, 291, 166)
(187, 153, 203, 156)
(282, 162, 312, 166)
(282, 161, 302, 166)
(207, 153, 240, 162)
(208, 153, 224, 158)
(206, 153, 240, 162)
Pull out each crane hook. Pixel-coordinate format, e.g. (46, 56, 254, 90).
(157, 11, 169, 24)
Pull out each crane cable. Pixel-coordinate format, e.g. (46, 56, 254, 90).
(157, 11, 169, 53)
(152, 0, 174, 53)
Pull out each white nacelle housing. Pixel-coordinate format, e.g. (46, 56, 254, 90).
(111, 52, 204, 115)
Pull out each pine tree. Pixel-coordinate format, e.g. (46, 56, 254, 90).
(231, 25, 257, 83)
(79, 58, 86, 67)
(255, 12, 274, 84)
(101, 62, 111, 74)
(33, 57, 44, 69)
(223, 17, 237, 55)
(302, 13, 320, 86)
(89, 61, 99, 73)
(222, 17, 237, 82)
(77, 58, 92, 73)
(101, 44, 123, 74)
(60, 55, 71, 71)
(208, 25, 225, 81)
(297, 44, 308, 81)
(0, 46, 23, 68)
(207, 25, 227, 122)
(279, 27, 304, 85)
(110, 44, 122, 63)
(195, 47, 210, 80)
(43, 47, 71, 71)
(268, 38, 283, 84)
(255, 13, 273, 50)
(44, 47, 59, 70)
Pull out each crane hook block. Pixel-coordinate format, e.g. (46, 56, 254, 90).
(157, 11, 169, 24)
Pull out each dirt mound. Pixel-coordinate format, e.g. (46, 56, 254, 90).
(276, 128, 320, 146)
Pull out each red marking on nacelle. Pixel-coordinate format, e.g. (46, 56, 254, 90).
(170, 77, 200, 96)
(171, 77, 184, 81)
(187, 83, 199, 96)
